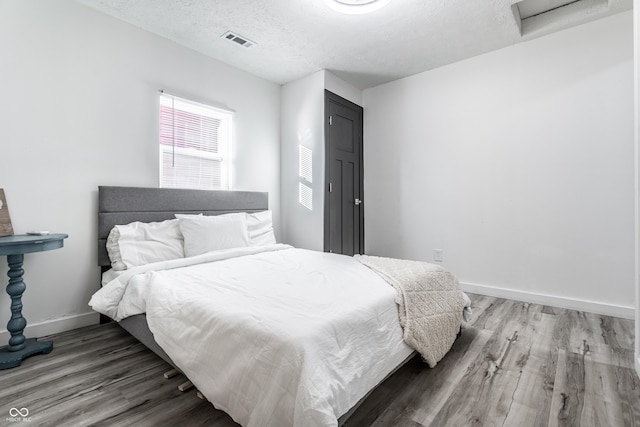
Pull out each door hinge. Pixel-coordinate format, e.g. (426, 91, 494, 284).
(329, 182, 333, 193)
(329, 116, 332, 126)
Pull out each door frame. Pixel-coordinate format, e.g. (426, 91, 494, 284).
(323, 90, 365, 254)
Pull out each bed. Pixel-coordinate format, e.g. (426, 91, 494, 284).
(90, 185, 469, 427)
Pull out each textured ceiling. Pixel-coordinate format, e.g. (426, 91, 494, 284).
(76, 0, 631, 90)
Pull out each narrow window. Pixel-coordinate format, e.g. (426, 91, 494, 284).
(159, 93, 233, 190)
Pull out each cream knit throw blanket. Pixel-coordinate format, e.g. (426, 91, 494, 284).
(355, 255, 465, 368)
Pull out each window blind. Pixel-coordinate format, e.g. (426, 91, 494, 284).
(159, 93, 233, 190)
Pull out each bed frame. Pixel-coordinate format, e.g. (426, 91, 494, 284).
(97, 185, 415, 424)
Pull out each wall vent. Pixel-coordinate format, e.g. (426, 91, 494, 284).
(221, 31, 256, 48)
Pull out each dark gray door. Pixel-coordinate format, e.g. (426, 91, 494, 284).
(324, 90, 364, 256)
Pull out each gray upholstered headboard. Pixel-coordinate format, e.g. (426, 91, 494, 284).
(98, 186, 268, 267)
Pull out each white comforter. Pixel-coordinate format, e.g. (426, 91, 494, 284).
(90, 245, 415, 427)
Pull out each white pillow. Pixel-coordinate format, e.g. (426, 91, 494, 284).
(179, 211, 277, 247)
(177, 215, 250, 257)
(106, 227, 127, 271)
(110, 219, 184, 269)
(246, 211, 276, 246)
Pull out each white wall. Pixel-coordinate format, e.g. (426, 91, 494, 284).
(0, 0, 281, 340)
(325, 72, 363, 107)
(280, 71, 326, 250)
(633, 0, 640, 376)
(280, 70, 362, 250)
(363, 11, 635, 318)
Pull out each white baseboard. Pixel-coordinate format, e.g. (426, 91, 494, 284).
(0, 312, 100, 343)
(460, 281, 635, 320)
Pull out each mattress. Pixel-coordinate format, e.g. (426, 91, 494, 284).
(91, 245, 418, 426)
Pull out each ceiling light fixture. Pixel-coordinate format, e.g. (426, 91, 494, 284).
(323, 0, 391, 15)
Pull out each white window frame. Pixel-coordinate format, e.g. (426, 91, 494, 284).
(159, 92, 233, 190)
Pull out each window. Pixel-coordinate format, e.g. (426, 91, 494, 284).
(159, 92, 233, 190)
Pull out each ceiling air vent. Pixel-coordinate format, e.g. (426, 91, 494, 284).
(516, 0, 581, 20)
(511, 0, 601, 36)
(221, 31, 256, 48)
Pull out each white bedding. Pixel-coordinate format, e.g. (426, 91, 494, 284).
(90, 245, 415, 427)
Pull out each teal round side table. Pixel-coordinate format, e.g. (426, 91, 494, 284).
(0, 234, 68, 369)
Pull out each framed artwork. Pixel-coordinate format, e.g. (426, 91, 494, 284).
(0, 189, 14, 237)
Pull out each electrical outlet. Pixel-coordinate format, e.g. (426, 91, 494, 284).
(434, 249, 443, 262)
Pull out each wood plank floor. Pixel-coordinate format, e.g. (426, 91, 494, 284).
(1, 294, 639, 426)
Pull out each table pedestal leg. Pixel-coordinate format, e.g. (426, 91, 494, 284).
(0, 254, 53, 369)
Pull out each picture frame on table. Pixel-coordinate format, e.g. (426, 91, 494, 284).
(0, 189, 14, 237)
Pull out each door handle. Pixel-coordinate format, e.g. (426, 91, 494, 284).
(354, 198, 362, 206)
